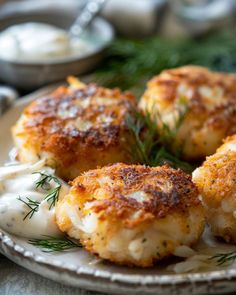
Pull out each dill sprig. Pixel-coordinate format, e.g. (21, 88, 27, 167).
(96, 31, 236, 95)
(28, 236, 81, 253)
(210, 250, 236, 266)
(154, 96, 188, 151)
(44, 187, 61, 209)
(17, 196, 40, 220)
(153, 147, 193, 173)
(33, 172, 61, 209)
(126, 104, 193, 172)
(18, 172, 62, 220)
(126, 111, 158, 165)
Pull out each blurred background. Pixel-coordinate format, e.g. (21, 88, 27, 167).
(0, 0, 236, 99)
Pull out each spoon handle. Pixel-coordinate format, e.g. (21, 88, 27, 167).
(70, 0, 108, 37)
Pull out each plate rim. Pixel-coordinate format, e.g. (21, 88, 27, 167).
(1, 86, 236, 294)
(1, 229, 236, 287)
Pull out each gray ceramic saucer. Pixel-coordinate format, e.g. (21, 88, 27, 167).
(0, 12, 114, 90)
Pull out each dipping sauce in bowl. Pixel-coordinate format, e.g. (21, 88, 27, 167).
(0, 16, 113, 90)
(0, 22, 96, 62)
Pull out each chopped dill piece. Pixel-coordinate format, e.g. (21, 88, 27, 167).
(18, 196, 40, 220)
(28, 236, 81, 253)
(33, 172, 61, 209)
(210, 250, 236, 266)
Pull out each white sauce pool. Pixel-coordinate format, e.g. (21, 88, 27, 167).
(0, 160, 69, 238)
(0, 22, 95, 62)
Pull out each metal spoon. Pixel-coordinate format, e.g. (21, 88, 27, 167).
(70, 0, 108, 37)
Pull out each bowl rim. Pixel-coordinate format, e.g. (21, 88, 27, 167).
(0, 16, 114, 66)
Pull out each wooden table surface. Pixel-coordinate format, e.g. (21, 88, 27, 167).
(0, 254, 103, 295)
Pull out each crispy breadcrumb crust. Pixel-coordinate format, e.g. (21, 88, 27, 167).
(193, 135, 236, 243)
(71, 163, 201, 225)
(56, 163, 205, 267)
(193, 135, 236, 201)
(139, 66, 236, 161)
(12, 78, 136, 180)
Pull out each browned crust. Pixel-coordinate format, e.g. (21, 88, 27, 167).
(23, 84, 135, 145)
(223, 134, 236, 145)
(72, 163, 201, 226)
(194, 143, 236, 204)
(143, 65, 236, 132)
(14, 81, 136, 171)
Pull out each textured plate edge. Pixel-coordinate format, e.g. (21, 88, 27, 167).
(1, 228, 236, 294)
(1, 87, 236, 294)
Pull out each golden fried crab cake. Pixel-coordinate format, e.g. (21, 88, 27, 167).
(56, 163, 205, 267)
(139, 66, 236, 161)
(193, 135, 236, 243)
(12, 77, 136, 181)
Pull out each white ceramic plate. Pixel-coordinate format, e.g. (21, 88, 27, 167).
(1, 88, 236, 295)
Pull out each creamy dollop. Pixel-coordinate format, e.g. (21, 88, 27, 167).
(0, 160, 69, 238)
(0, 22, 95, 62)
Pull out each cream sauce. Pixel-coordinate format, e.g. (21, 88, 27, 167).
(0, 22, 95, 62)
(0, 160, 69, 238)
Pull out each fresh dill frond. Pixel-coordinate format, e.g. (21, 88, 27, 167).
(33, 172, 62, 209)
(151, 96, 188, 151)
(96, 31, 236, 95)
(44, 187, 61, 209)
(33, 171, 61, 189)
(28, 236, 81, 253)
(153, 147, 193, 173)
(126, 111, 158, 165)
(126, 105, 194, 172)
(18, 196, 40, 220)
(210, 250, 236, 266)
(18, 172, 62, 221)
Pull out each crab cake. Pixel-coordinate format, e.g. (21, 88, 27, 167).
(193, 135, 236, 243)
(139, 66, 236, 161)
(12, 77, 136, 181)
(56, 163, 205, 267)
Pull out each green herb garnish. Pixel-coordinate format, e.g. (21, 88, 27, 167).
(126, 105, 193, 172)
(210, 250, 236, 266)
(28, 236, 81, 253)
(153, 96, 188, 150)
(18, 172, 62, 220)
(152, 147, 193, 173)
(126, 110, 157, 166)
(33, 172, 61, 209)
(96, 31, 236, 96)
(18, 196, 40, 220)
(34, 171, 59, 189)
